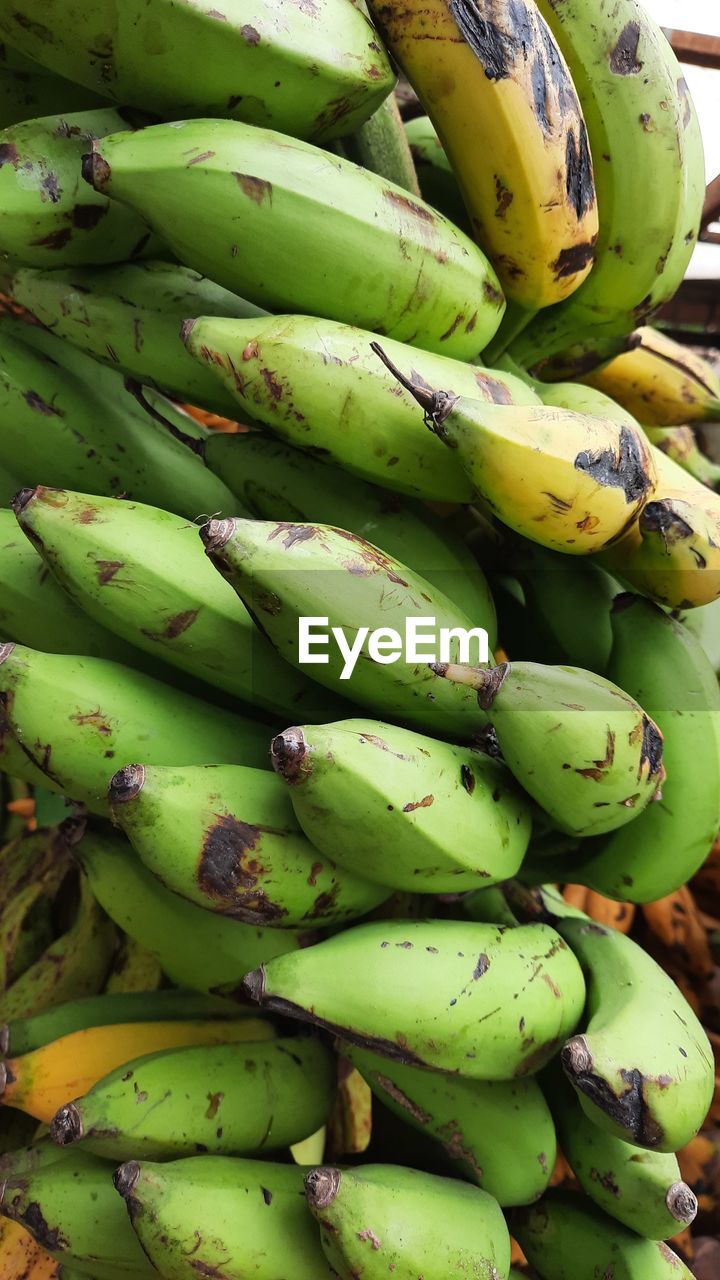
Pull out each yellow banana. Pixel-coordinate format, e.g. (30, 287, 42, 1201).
(369, 0, 598, 309)
(0, 1217, 61, 1280)
(583, 328, 720, 426)
(1, 1017, 274, 1123)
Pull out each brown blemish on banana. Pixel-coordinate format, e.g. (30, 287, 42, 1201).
(22, 390, 62, 417)
(460, 764, 475, 794)
(574, 426, 652, 505)
(494, 177, 513, 217)
(0, 142, 19, 167)
(382, 189, 435, 224)
(609, 22, 643, 75)
(402, 795, 434, 813)
(233, 174, 272, 205)
(449, 0, 531, 80)
(553, 237, 596, 280)
(72, 204, 106, 230)
(96, 560, 125, 585)
(357, 1228, 382, 1249)
(574, 730, 615, 781)
(639, 715, 664, 782)
(198, 815, 287, 922)
(3, 1199, 67, 1252)
(639, 501, 693, 546)
(268, 522, 317, 549)
(69, 709, 112, 735)
(373, 1073, 431, 1125)
(565, 123, 595, 219)
(142, 608, 200, 641)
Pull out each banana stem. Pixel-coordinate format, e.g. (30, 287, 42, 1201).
(430, 661, 508, 709)
(369, 342, 455, 432)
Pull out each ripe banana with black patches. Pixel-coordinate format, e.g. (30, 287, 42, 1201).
(74, 824, 304, 995)
(1, 1218, 61, 1279)
(0, 839, 72, 992)
(0, 644, 270, 813)
(112, 1155, 334, 1279)
(370, 0, 598, 309)
(84, 119, 505, 360)
(512, 1190, 694, 1279)
(0, 1144, 156, 1279)
(0, 46, 106, 129)
(183, 313, 538, 501)
(432, 659, 664, 838)
(0, 0, 393, 142)
(52, 1036, 333, 1160)
(13, 486, 345, 723)
(200, 517, 490, 740)
(346, 1042, 555, 1206)
(583, 327, 720, 425)
(0, 109, 162, 267)
(0, 262, 268, 416)
(202, 430, 498, 634)
(508, 0, 704, 375)
(269, 719, 531, 892)
(404, 117, 472, 234)
(242, 918, 585, 1079)
(374, 345, 656, 553)
(305, 1163, 511, 1279)
(108, 762, 387, 927)
(543, 1067, 697, 1239)
(645, 426, 720, 491)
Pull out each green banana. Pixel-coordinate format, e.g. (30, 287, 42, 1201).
(202, 430, 498, 634)
(108, 761, 387, 926)
(680, 595, 720, 673)
(200, 516, 490, 740)
(404, 116, 471, 233)
(51, 1036, 335, 1160)
(0, 109, 162, 267)
(339, 92, 420, 195)
(0, 325, 236, 520)
(2, 989, 244, 1058)
(305, 1163, 510, 1279)
(432, 660, 665, 838)
(242, 918, 585, 1079)
(269, 718, 531, 892)
(74, 823, 304, 994)
(0, 1142, 156, 1278)
(183, 312, 539, 502)
(0, 261, 267, 416)
(504, 542, 618, 673)
(85, 119, 505, 361)
(543, 1067, 697, 1240)
(347, 1042, 554, 1206)
(12, 487, 346, 723)
(461, 885, 519, 928)
(533, 375, 641, 427)
(0, 0, 394, 142)
(512, 1190, 694, 1279)
(0, 700, 55, 793)
(374, 344, 656, 555)
(0, 643, 270, 814)
(0, 47, 106, 129)
(112, 1155, 334, 1279)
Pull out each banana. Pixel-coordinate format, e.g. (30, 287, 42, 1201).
(534, 375, 640, 428)
(0, 45, 106, 129)
(12, 486, 346, 723)
(242, 918, 585, 1079)
(0, 109, 162, 267)
(680, 595, 720, 673)
(0, 826, 66, 927)
(583, 327, 720, 426)
(512, 1190, 694, 1279)
(508, 0, 704, 375)
(374, 344, 656, 553)
(305, 1163, 510, 1279)
(0, 261, 267, 416)
(404, 116, 471, 233)
(200, 516, 491, 739)
(103, 935, 163, 994)
(0, 1144, 156, 1279)
(0, 1216, 61, 1280)
(268, 719, 531, 892)
(339, 92, 420, 195)
(51, 1035, 333, 1160)
(645, 426, 720, 491)
(346, 1042, 554, 1206)
(202, 430, 498, 633)
(0, 325, 236, 521)
(183, 313, 538, 501)
(432, 659, 665, 838)
(543, 1066, 697, 1239)
(0, 0, 393, 142)
(74, 823, 304, 995)
(370, 0, 598, 309)
(0, 644, 270, 813)
(642, 885, 714, 981)
(112, 1155, 334, 1279)
(84, 119, 505, 361)
(0, 842, 72, 992)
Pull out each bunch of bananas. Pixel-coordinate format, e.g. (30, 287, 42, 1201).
(0, 0, 719, 1275)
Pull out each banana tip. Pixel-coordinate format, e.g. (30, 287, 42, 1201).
(108, 764, 146, 806)
(666, 1181, 698, 1225)
(0, 1026, 8, 1057)
(305, 1166, 341, 1211)
(240, 966, 266, 1004)
(0, 643, 16, 667)
(81, 145, 111, 192)
(179, 318, 196, 346)
(199, 518, 236, 556)
(270, 728, 307, 783)
(10, 487, 37, 517)
(560, 1035, 593, 1079)
(113, 1160, 141, 1200)
(50, 1102, 83, 1146)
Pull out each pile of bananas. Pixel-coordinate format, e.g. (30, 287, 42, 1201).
(1, 0, 720, 1276)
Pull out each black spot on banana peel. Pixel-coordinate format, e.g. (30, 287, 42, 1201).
(562, 1037, 664, 1147)
(50, 1103, 83, 1146)
(305, 1167, 342, 1211)
(640, 716, 664, 784)
(573, 426, 653, 504)
(609, 21, 643, 76)
(448, 0, 534, 81)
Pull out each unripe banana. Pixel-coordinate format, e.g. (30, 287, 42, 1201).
(0, 0, 393, 142)
(339, 92, 420, 195)
(12, 486, 345, 723)
(681, 595, 720, 672)
(183, 313, 538, 501)
(374, 344, 656, 553)
(84, 119, 505, 361)
(543, 1067, 697, 1239)
(269, 719, 531, 892)
(0, 644, 269, 814)
(305, 1163, 511, 1279)
(74, 824, 304, 994)
(112, 1155, 334, 1279)
(0, 45, 106, 128)
(107, 761, 387, 927)
(242, 918, 585, 1079)
(0, 109, 162, 267)
(504, 541, 618, 673)
(404, 116, 471, 233)
(200, 516, 490, 740)
(347, 1042, 555, 1206)
(583, 327, 720, 426)
(51, 1036, 333, 1161)
(432, 660, 664, 838)
(512, 1190, 694, 1279)
(370, 0, 598, 309)
(645, 426, 720, 491)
